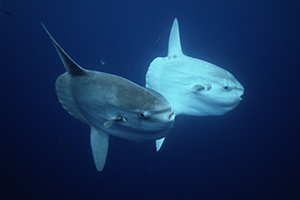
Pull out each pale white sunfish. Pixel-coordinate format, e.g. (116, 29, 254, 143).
(146, 18, 244, 116)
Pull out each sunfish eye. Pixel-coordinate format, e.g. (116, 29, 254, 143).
(140, 111, 150, 118)
(224, 86, 229, 90)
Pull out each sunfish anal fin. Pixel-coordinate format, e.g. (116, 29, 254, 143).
(156, 137, 165, 151)
(90, 127, 109, 171)
(168, 18, 184, 58)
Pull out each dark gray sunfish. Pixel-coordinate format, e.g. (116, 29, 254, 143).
(42, 24, 175, 172)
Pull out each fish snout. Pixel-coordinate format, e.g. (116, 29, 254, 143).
(236, 87, 244, 100)
(239, 94, 243, 100)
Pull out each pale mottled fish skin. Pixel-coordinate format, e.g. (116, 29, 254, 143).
(146, 18, 244, 116)
(42, 24, 174, 171)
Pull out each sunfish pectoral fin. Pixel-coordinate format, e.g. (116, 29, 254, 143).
(103, 115, 127, 128)
(168, 18, 184, 58)
(103, 120, 115, 128)
(90, 127, 109, 172)
(156, 137, 165, 151)
(191, 84, 212, 92)
(191, 84, 205, 92)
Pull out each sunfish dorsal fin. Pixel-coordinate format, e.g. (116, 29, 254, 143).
(41, 23, 85, 76)
(168, 18, 184, 57)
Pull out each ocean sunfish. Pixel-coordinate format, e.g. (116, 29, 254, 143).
(146, 18, 244, 116)
(42, 25, 175, 171)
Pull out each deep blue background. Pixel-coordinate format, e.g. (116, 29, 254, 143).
(1, 0, 299, 199)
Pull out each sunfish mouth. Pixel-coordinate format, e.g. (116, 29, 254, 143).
(169, 111, 175, 121)
(238, 89, 244, 100)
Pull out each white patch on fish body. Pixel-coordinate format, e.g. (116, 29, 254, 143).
(146, 18, 244, 116)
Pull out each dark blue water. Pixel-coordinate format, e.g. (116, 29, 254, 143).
(1, 0, 299, 199)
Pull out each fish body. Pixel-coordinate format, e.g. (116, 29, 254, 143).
(146, 19, 244, 116)
(43, 24, 174, 171)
